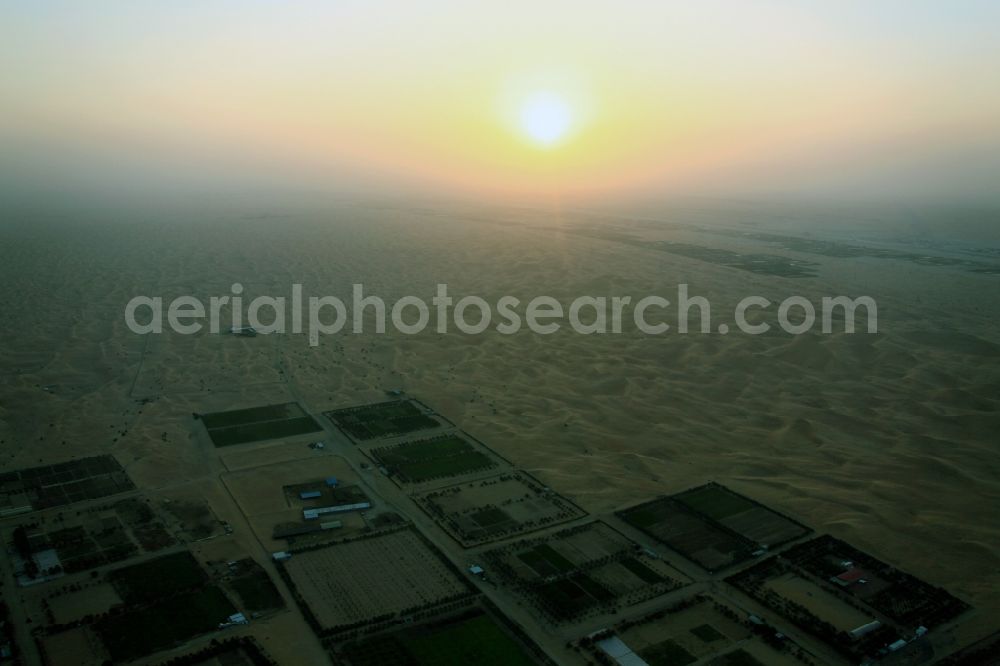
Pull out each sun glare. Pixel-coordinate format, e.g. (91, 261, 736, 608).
(519, 92, 573, 147)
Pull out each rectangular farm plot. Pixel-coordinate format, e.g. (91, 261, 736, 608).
(414, 472, 586, 547)
(222, 456, 369, 550)
(674, 483, 810, 548)
(40, 550, 241, 663)
(325, 399, 445, 442)
(0, 455, 134, 514)
(227, 558, 285, 614)
(12, 498, 176, 583)
(49, 583, 123, 625)
(591, 595, 803, 666)
(337, 609, 543, 666)
(164, 639, 275, 666)
(484, 522, 687, 623)
(764, 572, 873, 633)
(281, 528, 473, 632)
(108, 551, 208, 603)
(40, 627, 107, 666)
(200, 402, 322, 447)
(727, 535, 971, 662)
(158, 495, 227, 542)
(370, 433, 506, 486)
(781, 535, 970, 629)
(618, 498, 756, 572)
(95, 585, 236, 663)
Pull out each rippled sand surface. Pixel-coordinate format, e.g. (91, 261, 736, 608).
(2, 200, 998, 638)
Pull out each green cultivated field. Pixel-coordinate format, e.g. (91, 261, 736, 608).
(229, 560, 285, 613)
(714, 649, 766, 666)
(340, 612, 538, 666)
(690, 624, 725, 642)
(535, 574, 615, 619)
(640, 638, 696, 666)
(675, 485, 755, 521)
(620, 557, 666, 584)
(518, 544, 575, 576)
(617, 498, 755, 572)
(200, 402, 322, 447)
(673, 483, 810, 549)
(326, 400, 440, 441)
(201, 403, 304, 429)
(0, 455, 135, 512)
(618, 483, 812, 571)
(109, 551, 207, 603)
(373, 435, 496, 483)
(96, 585, 236, 662)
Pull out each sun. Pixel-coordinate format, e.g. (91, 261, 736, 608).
(519, 91, 573, 147)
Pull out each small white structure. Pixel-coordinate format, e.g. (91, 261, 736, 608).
(1, 505, 33, 518)
(888, 639, 908, 652)
(469, 565, 484, 576)
(228, 325, 258, 337)
(272, 551, 291, 561)
(303, 502, 371, 520)
(219, 612, 249, 628)
(849, 620, 882, 638)
(596, 636, 649, 666)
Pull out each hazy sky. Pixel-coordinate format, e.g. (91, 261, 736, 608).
(2, 1, 999, 205)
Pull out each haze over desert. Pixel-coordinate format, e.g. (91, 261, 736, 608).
(3, 2, 1000, 664)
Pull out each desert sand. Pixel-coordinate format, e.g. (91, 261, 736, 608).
(1, 199, 998, 656)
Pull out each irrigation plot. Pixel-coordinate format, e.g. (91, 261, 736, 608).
(199, 402, 322, 447)
(586, 594, 805, 666)
(618, 482, 810, 573)
(281, 528, 473, 632)
(368, 432, 509, 489)
(325, 399, 448, 443)
(0, 455, 134, 515)
(413, 472, 586, 547)
(483, 521, 687, 623)
(335, 608, 545, 666)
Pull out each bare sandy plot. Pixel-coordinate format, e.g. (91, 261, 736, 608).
(618, 598, 749, 661)
(598, 595, 805, 666)
(40, 626, 107, 666)
(250, 507, 367, 552)
(221, 441, 328, 471)
(131, 325, 283, 398)
(283, 528, 470, 630)
(765, 572, 873, 632)
(222, 455, 371, 549)
(49, 583, 122, 625)
(221, 456, 359, 517)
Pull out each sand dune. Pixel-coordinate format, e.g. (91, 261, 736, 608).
(1, 202, 999, 644)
